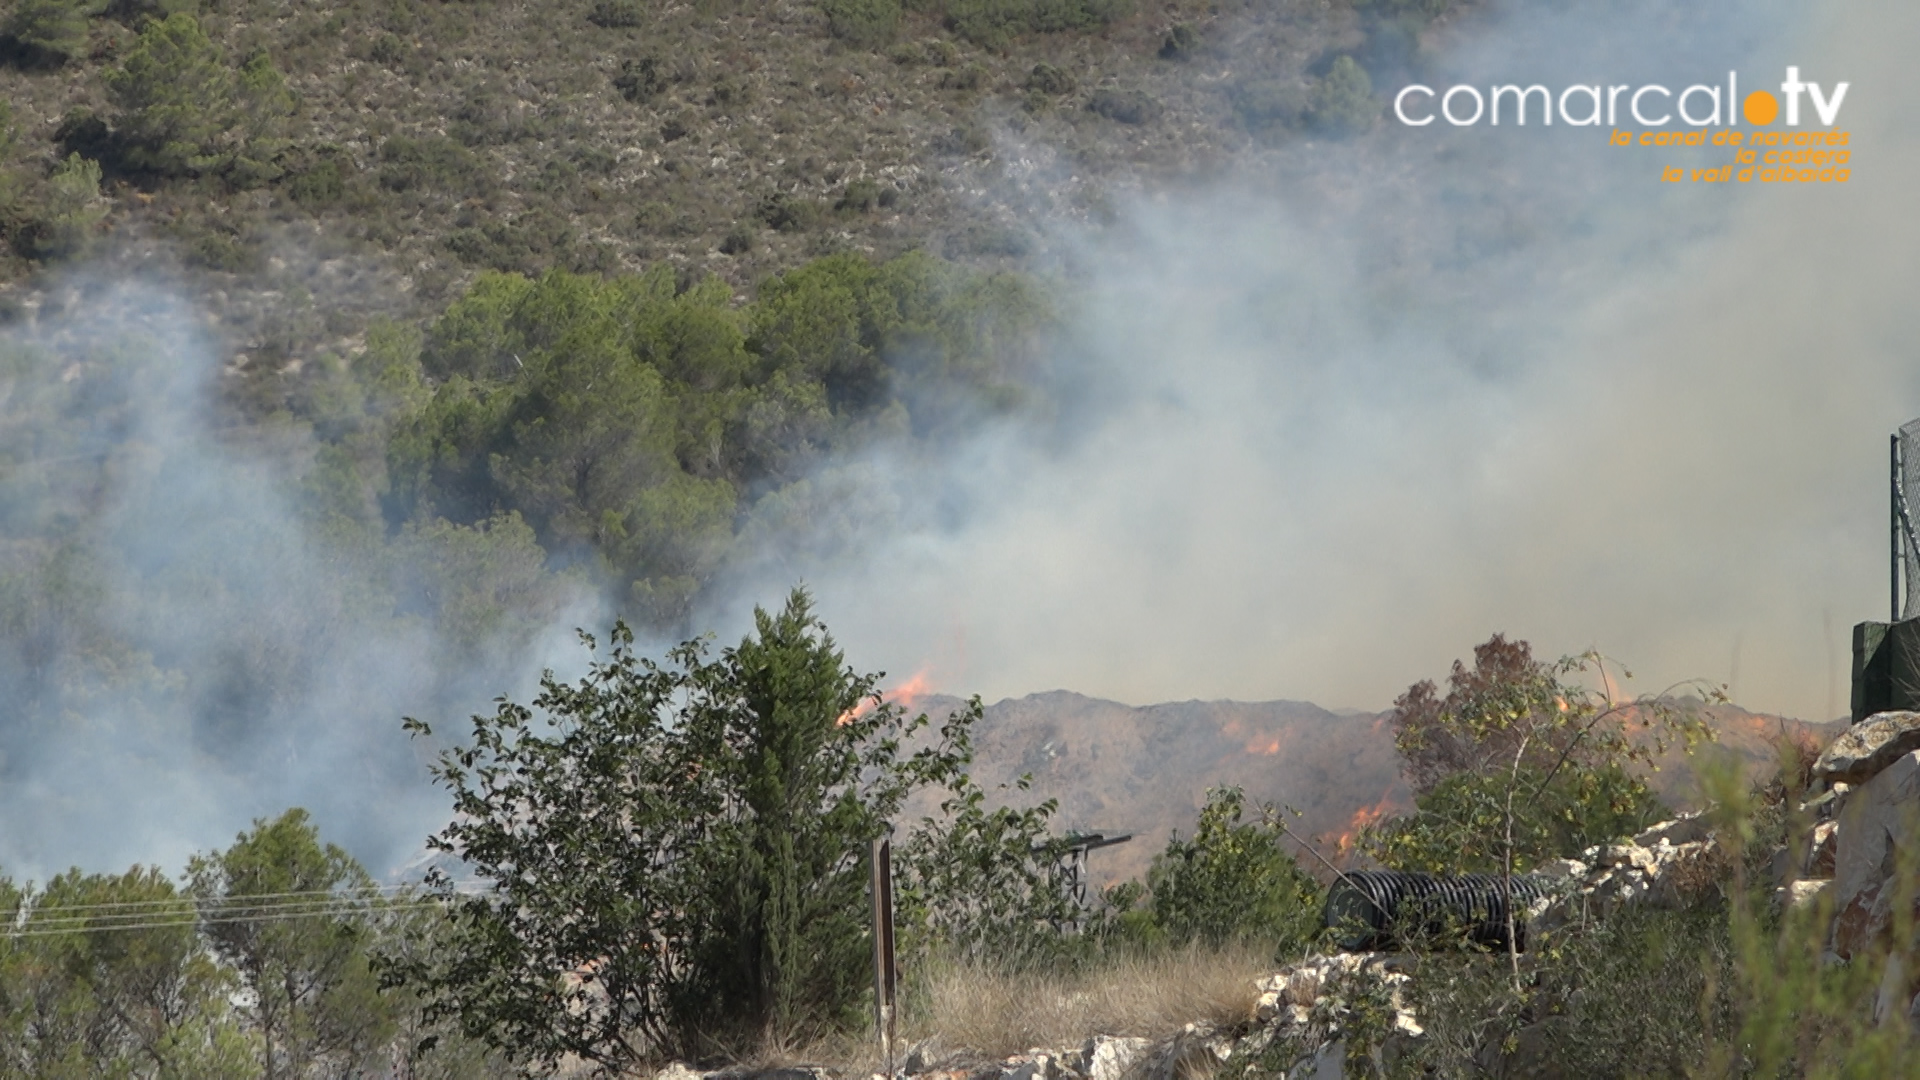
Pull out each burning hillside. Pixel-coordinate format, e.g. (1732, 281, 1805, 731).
(902, 691, 1842, 887)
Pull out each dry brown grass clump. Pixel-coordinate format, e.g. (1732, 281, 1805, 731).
(903, 942, 1273, 1059)
(738, 943, 1279, 1075)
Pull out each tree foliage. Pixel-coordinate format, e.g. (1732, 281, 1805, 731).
(397, 588, 1039, 1068)
(106, 13, 236, 175)
(187, 809, 391, 1080)
(18, 152, 105, 261)
(3, 0, 96, 65)
(384, 253, 1047, 628)
(1308, 56, 1375, 136)
(1138, 787, 1323, 951)
(0, 816, 502, 1080)
(1364, 634, 1710, 874)
(0, 867, 248, 1079)
(894, 772, 1080, 968)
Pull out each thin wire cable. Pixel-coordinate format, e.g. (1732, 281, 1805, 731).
(23, 898, 437, 931)
(1, 898, 464, 939)
(6, 880, 489, 917)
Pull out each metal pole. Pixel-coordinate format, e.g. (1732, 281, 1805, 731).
(870, 835, 896, 1077)
(1895, 433, 1902, 621)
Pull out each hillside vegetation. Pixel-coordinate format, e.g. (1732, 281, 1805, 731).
(4, 611, 1906, 1078)
(0, 0, 1459, 650)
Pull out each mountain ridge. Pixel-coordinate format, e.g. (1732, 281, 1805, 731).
(902, 688, 1843, 886)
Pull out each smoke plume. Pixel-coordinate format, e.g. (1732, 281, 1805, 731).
(718, 0, 1920, 725)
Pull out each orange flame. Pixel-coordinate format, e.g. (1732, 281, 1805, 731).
(1332, 793, 1397, 858)
(1247, 737, 1281, 756)
(836, 666, 935, 726)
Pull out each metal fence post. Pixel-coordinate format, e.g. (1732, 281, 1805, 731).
(870, 834, 896, 1077)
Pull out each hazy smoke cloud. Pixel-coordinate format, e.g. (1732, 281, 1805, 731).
(4, 0, 1908, 883)
(721, 0, 1920, 725)
(0, 283, 600, 882)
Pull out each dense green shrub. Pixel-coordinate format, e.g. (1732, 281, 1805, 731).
(1362, 634, 1705, 874)
(1308, 55, 1376, 136)
(940, 0, 1131, 47)
(896, 770, 1081, 967)
(376, 134, 490, 195)
(817, 0, 901, 45)
(18, 152, 107, 261)
(1133, 787, 1323, 952)
(444, 211, 576, 273)
(757, 191, 824, 232)
(397, 591, 1065, 1063)
(4, 0, 96, 65)
(1024, 61, 1076, 95)
(1401, 903, 1736, 1076)
(612, 54, 664, 102)
(227, 49, 295, 186)
(1363, 761, 1667, 874)
(586, 0, 644, 28)
(105, 12, 236, 175)
(1158, 22, 1197, 61)
(1087, 87, 1161, 124)
(939, 63, 987, 91)
(283, 144, 354, 206)
(835, 177, 882, 212)
(719, 222, 755, 254)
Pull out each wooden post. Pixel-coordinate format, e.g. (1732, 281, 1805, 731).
(870, 834, 897, 1077)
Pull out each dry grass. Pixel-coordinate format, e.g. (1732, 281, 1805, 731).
(730, 943, 1279, 1076)
(902, 942, 1274, 1059)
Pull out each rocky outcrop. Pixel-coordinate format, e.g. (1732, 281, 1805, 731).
(1830, 747, 1920, 959)
(1526, 813, 1726, 928)
(1812, 711, 1920, 785)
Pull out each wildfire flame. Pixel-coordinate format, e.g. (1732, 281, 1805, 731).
(836, 666, 935, 726)
(1247, 737, 1281, 756)
(1333, 792, 1398, 858)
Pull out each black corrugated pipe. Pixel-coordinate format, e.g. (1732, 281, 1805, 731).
(1322, 871, 1554, 952)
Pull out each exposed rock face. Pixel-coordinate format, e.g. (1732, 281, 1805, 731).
(1813, 711, 1920, 785)
(1830, 749, 1920, 959)
(1806, 820, 1840, 878)
(1253, 953, 1422, 1040)
(1079, 1036, 1151, 1080)
(1528, 814, 1724, 918)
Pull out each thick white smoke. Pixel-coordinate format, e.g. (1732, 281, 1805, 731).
(5, 0, 1909, 883)
(0, 281, 602, 882)
(724, 0, 1920, 724)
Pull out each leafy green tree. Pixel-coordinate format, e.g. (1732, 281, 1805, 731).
(21, 153, 106, 261)
(818, 0, 900, 45)
(1363, 762, 1667, 875)
(398, 588, 1027, 1068)
(1364, 635, 1707, 874)
(105, 13, 236, 175)
(188, 809, 393, 1080)
(894, 772, 1079, 967)
(938, 0, 1131, 47)
(381, 254, 1048, 633)
(1136, 787, 1324, 951)
(226, 49, 296, 187)
(0, 866, 247, 1079)
(391, 511, 573, 655)
(3, 0, 97, 65)
(1308, 55, 1376, 136)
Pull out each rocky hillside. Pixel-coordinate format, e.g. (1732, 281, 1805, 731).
(0, 0, 1434, 356)
(916, 689, 1843, 885)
